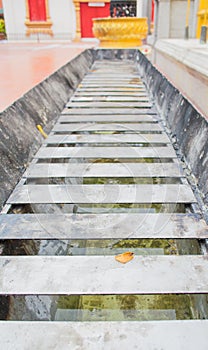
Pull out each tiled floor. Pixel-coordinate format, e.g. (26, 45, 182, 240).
(0, 41, 98, 112)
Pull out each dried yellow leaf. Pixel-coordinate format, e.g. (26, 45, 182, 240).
(115, 251, 134, 264)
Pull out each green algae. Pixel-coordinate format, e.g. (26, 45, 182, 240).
(112, 238, 178, 255)
(83, 177, 181, 185)
(75, 203, 186, 214)
(56, 294, 195, 321)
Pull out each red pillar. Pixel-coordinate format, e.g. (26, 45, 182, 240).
(151, 0, 155, 21)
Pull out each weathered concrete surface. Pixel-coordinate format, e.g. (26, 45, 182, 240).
(138, 50, 208, 206)
(153, 39, 208, 118)
(1, 320, 208, 350)
(1, 255, 208, 294)
(0, 49, 94, 210)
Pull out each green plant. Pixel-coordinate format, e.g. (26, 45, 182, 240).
(0, 19, 6, 33)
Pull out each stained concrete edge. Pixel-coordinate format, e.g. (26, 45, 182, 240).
(152, 39, 208, 119)
(0, 48, 95, 210)
(137, 50, 208, 207)
(155, 39, 208, 79)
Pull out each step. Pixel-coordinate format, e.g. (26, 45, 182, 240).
(0, 213, 207, 239)
(78, 83, 144, 88)
(44, 133, 170, 144)
(82, 75, 141, 80)
(35, 146, 177, 159)
(52, 122, 162, 132)
(76, 87, 147, 92)
(74, 91, 148, 96)
(59, 114, 158, 122)
(0, 321, 207, 350)
(0, 255, 207, 294)
(70, 96, 150, 102)
(25, 162, 182, 178)
(8, 184, 196, 204)
(66, 102, 152, 108)
(61, 108, 156, 115)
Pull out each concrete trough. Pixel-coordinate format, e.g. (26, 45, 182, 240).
(0, 48, 207, 214)
(0, 48, 208, 346)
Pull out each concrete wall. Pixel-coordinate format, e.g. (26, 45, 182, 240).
(49, 0, 76, 40)
(157, 0, 171, 39)
(0, 49, 94, 210)
(2, 0, 26, 40)
(157, 0, 196, 39)
(2, 0, 76, 41)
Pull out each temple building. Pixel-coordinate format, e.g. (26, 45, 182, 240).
(0, 0, 207, 41)
(1, 0, 153, 41)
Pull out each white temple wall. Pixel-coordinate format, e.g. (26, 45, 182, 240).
(2, 0, 76, 41)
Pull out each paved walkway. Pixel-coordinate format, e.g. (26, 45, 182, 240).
(1, 38, 207, 116)
(0, 40, 98, 112)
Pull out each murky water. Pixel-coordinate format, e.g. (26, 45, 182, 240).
(5, 293, 208, 321)
(56, 294, 195, 321)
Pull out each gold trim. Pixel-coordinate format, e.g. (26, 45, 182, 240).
(25, 0, 53, 37)
(196, 0, 208, 38)
(73, 1, 81, 40)
(25, 0, 30, 21)
(92, 17, 148, 48)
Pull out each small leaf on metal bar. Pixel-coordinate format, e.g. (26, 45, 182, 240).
(115, 252, 134, 264)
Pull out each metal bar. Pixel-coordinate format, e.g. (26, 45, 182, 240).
(76, 88, 147, 92)
(61, 108, 156, 115)
(44, 134, 170, 144)
(0, 213, 207, 239)
(0, 320, 208, 350)
(0, 255, 207, 294)
(66, 102, 152, 108)
(70, 96, 150, 102)
(82, 75, 141, 79)
(52, 123, 162, 132)
(59, 115, 158, 122)
(8, 184, 196, 204)
(79, 84, 144, 88)
(82, 78, 142, 83)
(34, 146, 177, 159)
(74, 92, 148, 96)
(25, 162, 182, 178)
(0, 321, 208, 349)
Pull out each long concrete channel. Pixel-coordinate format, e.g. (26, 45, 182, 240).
(0, 49, 208, 349)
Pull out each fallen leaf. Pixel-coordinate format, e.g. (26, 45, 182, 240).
(115, 251, 134, 264)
